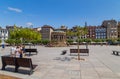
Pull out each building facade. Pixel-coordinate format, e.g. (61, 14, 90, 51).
(102, 20, 118, 39)
(86, 26, 96, 39)
(55, 26, 68, 32)
(118, 22, 120, 38)
(95, 26, 107, 39)
(51, 31, 66, 42)
(0, 29, 9, 40)
(41, 25, 54, 41)
(51, 31, 66, 46)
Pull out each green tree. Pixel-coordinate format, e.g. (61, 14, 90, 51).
(66, 29, 74, 40)
(84, 38, 92, 43)
(67, 39, 74, 44)
(74, 26, 88, 60)
(93, 39, 102, 43)
(5, 39, 15, 45)
(9, 28, 41, 45)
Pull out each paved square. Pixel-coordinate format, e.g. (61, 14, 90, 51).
(0, 45, 120, 79)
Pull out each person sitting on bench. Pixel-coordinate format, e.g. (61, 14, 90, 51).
(15, 46, 23, 58)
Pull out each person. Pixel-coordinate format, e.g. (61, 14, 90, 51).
(10, 45, 16, 57)
(15, 46, 23, 58)
(21, 45, 25, 53)
(1, 38, 5, 49)
(21, 45, 25, 57)
(2, 44, 5, 49)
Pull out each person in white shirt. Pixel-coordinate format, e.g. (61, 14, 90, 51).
(10, 45, 16, 57)
(15, 46, 22, 58)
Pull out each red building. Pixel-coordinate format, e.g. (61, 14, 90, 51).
(86, 26, 96, 39)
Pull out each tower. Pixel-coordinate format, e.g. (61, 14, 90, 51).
(85, 22, 87, 27)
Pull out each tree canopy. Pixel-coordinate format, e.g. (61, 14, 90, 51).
(9, 28, 41, 44)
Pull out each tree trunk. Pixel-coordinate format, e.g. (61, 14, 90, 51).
(78, 40, 80, 60)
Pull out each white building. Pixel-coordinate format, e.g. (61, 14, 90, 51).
(0, 29, 9, 40)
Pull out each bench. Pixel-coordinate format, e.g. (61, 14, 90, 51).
(25, 48, 38, 56)
(1, 56, 15, 70)
(70, 49, 89, 56)
(1, 56, 37, 75)
(112, 50, 120, 55)
(15, 58, 37, 74)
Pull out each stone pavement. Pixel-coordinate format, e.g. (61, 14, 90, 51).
(0, 45, 120, 79)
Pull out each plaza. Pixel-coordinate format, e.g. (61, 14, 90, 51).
(0, 45, 120, 79)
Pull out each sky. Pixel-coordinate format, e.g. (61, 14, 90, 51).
(0, 0, 120, 28)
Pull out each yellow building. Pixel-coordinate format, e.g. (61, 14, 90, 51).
(51, 31, 67, 46)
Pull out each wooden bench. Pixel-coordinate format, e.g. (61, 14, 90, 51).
(70, 49, 89, 56)
(1, 56, 37, 75)
(1, 56, 15, 70)
(15, 58, 37, 74)
(25, 48, 38, 56)
(112, 50, 120, 56)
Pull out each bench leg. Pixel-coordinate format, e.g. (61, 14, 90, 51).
(113, 51, 115, 55)
(29, 68, 33, 75)
(29, 52, 31, 56)
(15, 66, 19, 72)
(117, 52, 119, 56)
(1, 64, 6, 70)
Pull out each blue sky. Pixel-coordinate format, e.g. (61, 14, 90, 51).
(0, 0, 120, 28)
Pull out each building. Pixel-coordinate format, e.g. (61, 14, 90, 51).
(102, 20, 118, 39)
(41, 25, 54, 41)
(118, 22, 120, 38)
(86, 26, 96, 39)
(51, 31, 66, 42)
(51, 31, 66, 46)
(6, 25, 15, 31)
(33, 27, 41, 32)
(55, 26, 68, 32)
(95, 26, 107, 39)
(0, 28, 9, 40)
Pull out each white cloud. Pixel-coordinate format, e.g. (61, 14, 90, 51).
(26, 22, 33, 27)
(8, 7, 22, 13)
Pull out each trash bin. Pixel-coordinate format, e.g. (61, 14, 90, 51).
(61, 50, 67, 55)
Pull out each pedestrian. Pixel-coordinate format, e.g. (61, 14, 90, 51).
(2, 44, 5, 49)
(10, 45, 16, 57)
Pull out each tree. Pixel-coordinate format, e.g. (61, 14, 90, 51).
(66, 29, 75, 45)
(84, 38, 92, 43)
(66, 29, 74, 40)
(74, 26, 88, 60)
(67, 39, 74, 44)
(9, 28, 41, 45)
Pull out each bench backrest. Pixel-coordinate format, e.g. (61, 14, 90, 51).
(80, 49, 89, 53)
(70, 49, 78, 53)
(1, 56, 15, 65)
(25, 49, 37, 52)
(70, 49, 89, 53)
(16, 58, 33, 69)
